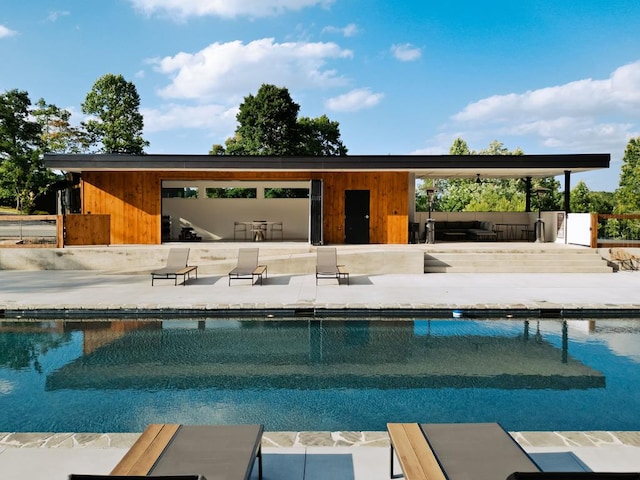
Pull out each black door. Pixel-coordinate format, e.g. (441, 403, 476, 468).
(310, 180, 323, 245)
(345, 190, 370, 244)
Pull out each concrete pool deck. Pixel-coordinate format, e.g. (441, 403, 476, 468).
(2, 269, 640, 317)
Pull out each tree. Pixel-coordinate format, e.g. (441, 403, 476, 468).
(220, 84, 347, 156)
(33, 99, 90, 153)
(297, 115, 347, 156)
(81, 74, 148, 154)
(614, 137, 640, 213)
(0, 89, 57, 212)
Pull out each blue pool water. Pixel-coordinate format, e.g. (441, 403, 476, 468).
(1, 318, 639, 432)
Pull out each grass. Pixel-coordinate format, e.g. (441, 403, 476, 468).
(0, 206, 19, 215)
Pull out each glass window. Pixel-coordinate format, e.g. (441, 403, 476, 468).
(264, 188, 309, 199)
(206, 187, 257, 199)
(162, 187, 199, 199)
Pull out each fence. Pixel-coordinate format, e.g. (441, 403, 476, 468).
(591, 214, 640, 248)
(0, 215, 63, 248)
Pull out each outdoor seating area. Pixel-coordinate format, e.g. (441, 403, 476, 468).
(433, 221, 498, 242)
(234, 221, 284, 242)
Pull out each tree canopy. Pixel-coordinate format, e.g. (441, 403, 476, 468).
(213, 84, 347, 156)
(614, 136, 640, 213)
(0, 89, 58, 212)
(82, 73, 148, 154)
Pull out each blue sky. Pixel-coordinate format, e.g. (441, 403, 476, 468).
(2, 0, 640, 191)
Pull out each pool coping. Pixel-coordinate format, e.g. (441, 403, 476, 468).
(2, 431, 640, 449)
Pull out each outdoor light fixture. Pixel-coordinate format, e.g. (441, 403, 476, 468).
(425, 187, 438, 244)
(534, 187, 550, 242)
(476, 173, 482, 184)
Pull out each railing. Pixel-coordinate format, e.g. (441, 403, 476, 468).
(592, 214, 640, 248)
(0, 215, 63, 248)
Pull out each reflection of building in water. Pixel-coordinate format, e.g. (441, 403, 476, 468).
(45, 319, 605, 392)
(566, 319, 640, 363)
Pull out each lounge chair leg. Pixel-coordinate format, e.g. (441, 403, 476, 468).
(258, 446, 263, 480)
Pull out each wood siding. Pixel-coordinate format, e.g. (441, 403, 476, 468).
(64, 214, 110, 245)
(81, 170, 409, 245)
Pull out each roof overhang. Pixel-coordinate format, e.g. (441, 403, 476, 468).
(43, 153, 610, 179)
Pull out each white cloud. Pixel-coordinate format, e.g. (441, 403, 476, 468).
(325, 88, 384, 112)
(142, 103, 238, 133)
(444, 60, 640, 153)
(129, 0, 334, 18)
(391, 43, 421, 62)
(47, 11, 70, 22)
(0, 25, 17, 38)
(323, 23, 359, 37)
(151, 38, 352, 100)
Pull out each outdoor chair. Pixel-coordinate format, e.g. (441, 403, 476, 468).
(228, 248, 267, 285)
(151, 248, 198, 286)
(233, 221, 248, 241)
(315, 247, 349, 285)
(104, 423, 263, 480)
(270, 221, 283, 240)
(388, 423, 541, 480)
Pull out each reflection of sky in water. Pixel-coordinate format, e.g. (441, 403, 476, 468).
(0, 319, 639, 433)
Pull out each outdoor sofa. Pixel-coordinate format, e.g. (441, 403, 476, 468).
(433, 220, 497, 241)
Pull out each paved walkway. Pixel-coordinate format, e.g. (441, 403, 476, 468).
(2, 269, 640, 317)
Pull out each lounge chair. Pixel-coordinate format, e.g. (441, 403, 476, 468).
(315, 247, 349, 285)
(388, 422, 541, 480)
(151, 248, 198, 286)
(105, 423, 263, 480)
(228, 248, 268, 285)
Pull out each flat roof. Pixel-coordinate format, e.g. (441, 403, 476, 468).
(43, 153, 610, 179)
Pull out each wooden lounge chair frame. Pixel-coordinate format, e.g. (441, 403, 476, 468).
(109, 423, 263, 480)
(151, 248, 198, 286)
(315, 247, 349, 285)
(228, 248, 268, 285)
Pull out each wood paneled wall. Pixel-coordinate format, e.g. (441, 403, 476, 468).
(64, 214, 110, 245)
(81, 170, 409, 245)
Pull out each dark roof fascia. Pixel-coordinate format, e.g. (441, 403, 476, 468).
(43, 153, 611, 172)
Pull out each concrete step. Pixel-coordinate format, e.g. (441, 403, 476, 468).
(424, 250, 612, 273)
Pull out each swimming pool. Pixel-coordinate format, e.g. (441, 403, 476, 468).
(1, 318, 639, 432)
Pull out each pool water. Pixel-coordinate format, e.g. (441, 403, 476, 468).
(1, 318, 639, 432)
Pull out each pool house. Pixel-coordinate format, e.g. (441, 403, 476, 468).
(43, 153, 610, 246)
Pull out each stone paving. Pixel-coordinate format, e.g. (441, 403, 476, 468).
(3, 430, 640, 450)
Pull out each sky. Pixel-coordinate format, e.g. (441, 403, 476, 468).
(2, 0, 640, 192)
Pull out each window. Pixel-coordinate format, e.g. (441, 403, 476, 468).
(264, 188, 309, 199)
(162, 187, 199, 199)
(206, 187, 257, 198)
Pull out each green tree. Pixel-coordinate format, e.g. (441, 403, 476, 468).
(226, 84, 301, 155)
(0, 89, 57, 212)
(33, 99, 90, 153)
(570, 180, 592, 213)
(82, 73, 148, 154)
(220, 84, 347, 156)
(297, 115, 347, 156)
(614, 137, 640, 213)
